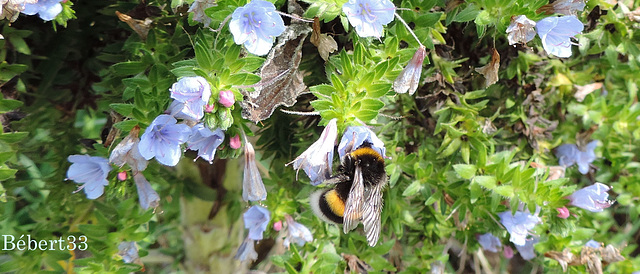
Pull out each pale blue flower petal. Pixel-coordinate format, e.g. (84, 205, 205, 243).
(477, 233, 502, 253)
(568, 183, 613, 212)
(117, 241, 139, 264)
(133, 173, 160, 210)
(22, 0, 63, 21)
(585, 239, 601, 248)
(536, 15, 583, 58)
(554, 140, 597, 174)
(235, 236, 258, 262)
(187, 124, 225, 163)
(229, 0, 285, 56)
(498, 210, 541, 246)
(288, 118, 337, 185)
(338, 126, 386, 159)
(243, 141, 267, 201)
(170, 76, 211, 121)
(342, 0, 396, 37)
(67, 155, 112, 200)
(244, 205, 270, 240)
(515, 237, 538, 260)
(284, 215, 313, 247)
(138, 114, 192, 166)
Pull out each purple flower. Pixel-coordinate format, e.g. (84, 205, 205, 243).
(117, 241, 140, 264)
(338, 126, 386, 159)
(218, 90, 235, 108)
(66, 155, 112, 199)
(22, 0, 62, 21)
(287, 118, 338, 185)
(554, 140, 597, 174)
(498, 210, 541, 246)
(244, 205, 270, 240)
(235, 236, 258, 262)
(536, 15, 583, 58)
(187, 124, 225, 164)
(243, 141, 267, 201)
(506, 15, 536, 45)
(515, 237, 538, 260)
(133, 173, 160, 210)
(342, 0, 395, 38)
(138, 114, 192, 166)
(567, 183, 614, 212)
(228, 0, 285, 56)
(169, 76, 212, 121)
(477, 233, 502, 253)
(393, 46, 426, 95)
(109, 127, 148, 173)
(188, 0, 216, 26)
(283, 215, 313, 247)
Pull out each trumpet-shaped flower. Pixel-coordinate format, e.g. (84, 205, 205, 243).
(554, 140, 597, 174)
(567, 183, 613, 212)
(393, 46, 426, 95)
(235, 236, 258, 262)
(187, 124, 225, 164)
(218, 90, 235, 108)
(243, 141, 267, 201)
(244, 205, 270, 240)
(138, 114, 192, 166)
(477, 233, 502, 253)
(109, 127, 148, 173)
(228, 0, 285, 56)
(283, 215, 313, 247)
(287, 118, 338, 185)
(66, 155, 112, 199)
(169, 76, 211, 121)
(166, 100, 199, 122)
(342, 0, 395, 38)
(22, 0, 62, 21)
(506, 15, 536, 46)
(117, 241, 140, 264)
(133, 173, 160, 210)
(498, 210, 541, 246)
(188, 0, 216, 26)
(536, 15, 583, 58)
(515, 237, 538, 260)
(538, 0, 585, 16)
(338, 126, 386, 159)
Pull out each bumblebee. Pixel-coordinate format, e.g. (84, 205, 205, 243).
(310, 142, 387, 246)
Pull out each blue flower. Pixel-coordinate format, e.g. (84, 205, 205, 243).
(477, 233, 502, 253)
(498, 210, 541, 246)
(166, 100, 199, 122)
(22, 0, 63, 21)
(536, 15, 583, 58)
(567, 183, 613, 212)
(244, 205, 270, 240)
(187, 124, 225, 164)
(228, 0, 285, 56)
(393, 46, 426, 95)
(138, 114, 192, 166)
(554, 140, 597, 174)
(585, 239, 601, 248)
(338, 126, 386, 159)
(283, 215, 313, 247)
(66, 155, 112, 199)
(117, 241, 140, 264)
(515, 237, 538, 260)
(243, 141, 267, 201)
(235, 236, 258, 262)
(287, 118, 338, 185)
(342, 0, 395, 38)
(133, 173, 160, 210)
(169, 76, 212, 121)
(109, 127, 148, 173)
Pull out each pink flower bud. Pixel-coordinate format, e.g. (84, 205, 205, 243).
(503, 246, 514, 259)
(230, 134, 241, 149)
(218, 90, 235, 108)
(556, 207, 570, 219)
(273, 220, 282, 231)
(204, 104, 215, 113)
(117, 171, 128, 181)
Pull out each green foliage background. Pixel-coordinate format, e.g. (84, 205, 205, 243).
(1, 0, 639, 273)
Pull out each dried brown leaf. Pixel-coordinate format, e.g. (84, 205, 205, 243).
(342, 253, 371, 274)
(545, 248, 575, 272)
(116, 11, 153, 40)
(311, 17, 338, 61)
(475, 48, 500, 87)
(574, 82, 602, 102)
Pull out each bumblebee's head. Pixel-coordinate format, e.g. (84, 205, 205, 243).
(345, 143, 386, 186)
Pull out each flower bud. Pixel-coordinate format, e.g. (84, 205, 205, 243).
(218, 90, 235, 108)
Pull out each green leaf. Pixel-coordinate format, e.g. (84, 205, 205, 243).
(402, 180, 423, 196)
(473, 175, 496, 189)
(453, 4, 480, 23)
(0, 132, 28, 143)
(0, 168, 17, 181)
(453, 164, 476, 179)
(0, 99, 24, 113)
(110, 104, 135, 116)
(195, 41, 214, 71)
(112, 61, 147, 76)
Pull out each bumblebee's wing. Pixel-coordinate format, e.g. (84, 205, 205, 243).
(362, 180, 384, 246)
(343, 165, 364, 233)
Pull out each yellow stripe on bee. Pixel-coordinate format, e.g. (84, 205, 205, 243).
(325, 189, 345, 217)
(350, 147, 383, 161)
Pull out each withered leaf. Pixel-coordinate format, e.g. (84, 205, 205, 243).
(475, 48, 500, 87)
(116, 11, 153, 40)
(310, 17, 338, 61)
(544, 244, 625, 274)
(544, 248, 575, 272)
(574, 82, 603, 102)
(240, 4, 310, 123)
(342, 253, 371, 274)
